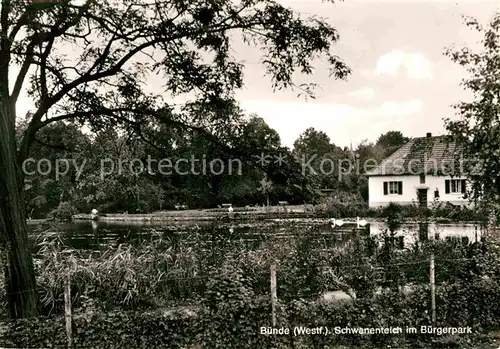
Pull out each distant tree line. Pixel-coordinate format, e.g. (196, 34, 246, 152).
(18, 112, 409, 218)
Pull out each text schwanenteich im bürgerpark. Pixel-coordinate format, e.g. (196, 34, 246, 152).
(260, 326, 473, 336)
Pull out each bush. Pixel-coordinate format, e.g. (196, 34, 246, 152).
(368, 202, 486, 223)
(47, 201, 77, 221)
(2, 310, 200, 349)
(315, 192, 368, 218)
(200, 265, 288, 348)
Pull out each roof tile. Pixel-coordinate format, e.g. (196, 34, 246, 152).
(365, 136, 464, 176)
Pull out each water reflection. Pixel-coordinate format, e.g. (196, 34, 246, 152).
(28, 219, 486, 251)
(369, 221, 484, 248)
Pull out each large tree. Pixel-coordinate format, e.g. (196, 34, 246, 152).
(293, 127, 344, 190)
(444, 13, 500, 216)
(0, 0, 350, 317)
(293, 127, 334, 156)
(376, 130, 409, 157)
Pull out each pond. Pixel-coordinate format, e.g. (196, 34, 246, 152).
(28, 219, 486, 251)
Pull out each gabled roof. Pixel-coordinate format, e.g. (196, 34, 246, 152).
(366, 135, 463, 176)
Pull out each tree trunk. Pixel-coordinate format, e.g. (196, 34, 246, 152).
(0, 95, 40, 318)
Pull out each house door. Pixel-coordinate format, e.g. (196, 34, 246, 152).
(417, 189, 428, 208)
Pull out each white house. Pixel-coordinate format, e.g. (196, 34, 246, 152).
(366, 133, 470, 208)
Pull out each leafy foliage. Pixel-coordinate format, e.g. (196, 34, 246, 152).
(445, 13, 500, 212)
(47, 201, 77, 221)
(314, 192, 367, 218)
(6, 0, 352, 161)
(376, 131, 410, 157)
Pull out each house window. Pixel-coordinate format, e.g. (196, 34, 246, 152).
(419, 174, 425, 184)
(383, 181, 403, 195)
(445, 179, 466, 194)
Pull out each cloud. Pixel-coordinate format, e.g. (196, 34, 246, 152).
(405, 53, 433, 79)
(375, 50, 405, 76)
(376, 99, 423, 116)
(375, 50, 432, 79)
(347, 87, 376, 100)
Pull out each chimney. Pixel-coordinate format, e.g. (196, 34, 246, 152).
(426, 132, 432, 138)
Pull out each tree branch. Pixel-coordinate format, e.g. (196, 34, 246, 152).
(11, 1, 90, 105)
(46, 20, 260, 114)
(8, 10, 30, 42)
(39, 37, 55, 101)
(16, 2, 341, 168)
(10, 42, 35, 104)
(36, 109, 139, 129)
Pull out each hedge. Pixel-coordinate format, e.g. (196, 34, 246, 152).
(2, 281, 498, 349)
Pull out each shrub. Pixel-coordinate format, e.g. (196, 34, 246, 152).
(47, 201, 77, 221)
(200, 265, 288, 348)
(315, 192, 368, 218)
(1, 310, 200, 349)
(369, 201, 486, 223)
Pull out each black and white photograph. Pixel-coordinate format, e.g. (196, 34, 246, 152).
(1, 0, 500, 347)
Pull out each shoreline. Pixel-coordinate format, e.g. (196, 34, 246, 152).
(71, 212, 315, 222)
(26, 204, 488, 225)
(63, 215, 484, 226)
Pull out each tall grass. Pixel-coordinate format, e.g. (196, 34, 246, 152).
(19, 232, 212, 316)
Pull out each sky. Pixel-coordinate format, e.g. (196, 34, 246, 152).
(12, 0, 500, 149)
(235, 0, 500, 148)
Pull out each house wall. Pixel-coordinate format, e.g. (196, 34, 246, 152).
(368, 175, 470, 208)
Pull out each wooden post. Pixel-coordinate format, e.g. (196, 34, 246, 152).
(64, 273, 73, 348)
(429, 254, 436, 324)
(270, 263, 277, 327)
